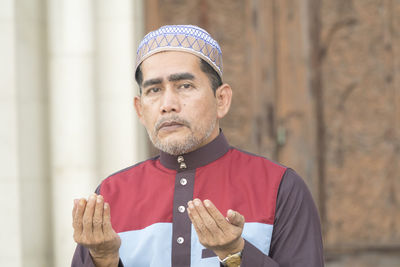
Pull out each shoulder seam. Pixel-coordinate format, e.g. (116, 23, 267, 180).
(229, 146, 287, 169)
(108, 155, 159, 178)
(98, 155, 160, 193)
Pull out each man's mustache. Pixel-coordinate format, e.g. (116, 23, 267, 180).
(155, 116, 191, 132)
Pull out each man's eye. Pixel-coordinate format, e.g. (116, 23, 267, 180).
(179, 83, 192, 89)
(146, 87, 161, 94)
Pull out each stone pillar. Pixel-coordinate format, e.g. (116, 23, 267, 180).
(47, 0, 97, 265)
(96, 0, 146, 179)
(48, 0, 146, 265)
(15, 0, 51, 266)
(0, 1, 22, 266)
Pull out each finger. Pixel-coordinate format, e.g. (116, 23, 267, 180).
(92, 195, 104, 238)
(203, 199, 229, 229)
(226, 209, 245, 228)
(82, 194, 97, 236)
(187, 200, 206, 236)
(73, 198, 87, 238)
(72, 199, 78, 220)
(103, 202, 116, 238)
(192, 199, 220, 234)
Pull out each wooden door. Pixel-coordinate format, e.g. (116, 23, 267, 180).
(144, 0, 400, 265)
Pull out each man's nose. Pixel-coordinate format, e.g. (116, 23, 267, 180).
(159, 88, 181, 114)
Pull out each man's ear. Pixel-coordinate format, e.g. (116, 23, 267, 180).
(134, 96, 145, 125)
(215, 83, 232, 119)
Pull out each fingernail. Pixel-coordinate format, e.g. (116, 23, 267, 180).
(74, 199, 78, 205)
(194, 199, 201, 206)
(204, 199, 210, 207)
(228, 209, 234, 217)
(79, 199, 86, 206)
(188, 201, 194, 209)
(96, 197, 102, 203)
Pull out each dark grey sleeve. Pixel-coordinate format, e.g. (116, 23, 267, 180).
(240, 168, 324, 267)
(71, 244, 95, 267)
(71, 185, 125, 267)
(71, 245, 124, 267)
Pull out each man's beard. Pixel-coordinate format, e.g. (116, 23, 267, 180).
(147, 115, 216, 156)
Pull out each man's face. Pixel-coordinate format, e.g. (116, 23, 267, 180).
(134, 51, 221, 155)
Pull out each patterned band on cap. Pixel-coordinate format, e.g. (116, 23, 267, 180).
(135, 25, 223, 79)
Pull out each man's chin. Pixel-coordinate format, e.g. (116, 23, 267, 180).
(154, 134, 197, 155)
(158, 135, 187, 147)
(156, 141, 192, 155)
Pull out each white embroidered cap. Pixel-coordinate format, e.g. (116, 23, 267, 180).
(135, 25, 223, 79)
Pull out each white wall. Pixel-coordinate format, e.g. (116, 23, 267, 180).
(0, 0, 145, 266)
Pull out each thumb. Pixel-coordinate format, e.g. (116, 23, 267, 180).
(226, 209, 245, 228)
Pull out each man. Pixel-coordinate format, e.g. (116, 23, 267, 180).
(72, 25, 324, 267)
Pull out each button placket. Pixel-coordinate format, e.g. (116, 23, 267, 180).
(171, 168, 195, 266)
(178, 175, 187, 217)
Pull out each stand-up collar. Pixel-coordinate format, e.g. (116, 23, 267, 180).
(159, 131, 230, 171)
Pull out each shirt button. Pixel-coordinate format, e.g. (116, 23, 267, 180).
(177, 237, 184, 244)
(179, 162, 187, 169)
(177, 156, 184, 163)
(178, 205, 185, 213)
(180, 178, 187, 185)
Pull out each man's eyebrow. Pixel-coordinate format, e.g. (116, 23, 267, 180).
(168, 72, 195, 82)
(143, 78, 163, 88)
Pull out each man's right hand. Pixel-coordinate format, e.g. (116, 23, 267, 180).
(73, 194, 121, 267)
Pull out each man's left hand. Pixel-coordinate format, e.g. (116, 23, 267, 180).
(187, 199, 245, 259)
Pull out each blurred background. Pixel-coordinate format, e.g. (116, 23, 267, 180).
(1, 0, 399, 266)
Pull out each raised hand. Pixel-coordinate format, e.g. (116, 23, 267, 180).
(72, 194, 121, 267)
(187, 198, 245, 260)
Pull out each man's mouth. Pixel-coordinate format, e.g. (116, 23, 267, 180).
(158, 121, 185, 131)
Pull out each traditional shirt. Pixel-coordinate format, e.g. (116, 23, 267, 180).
(72, 132, 324, 267)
